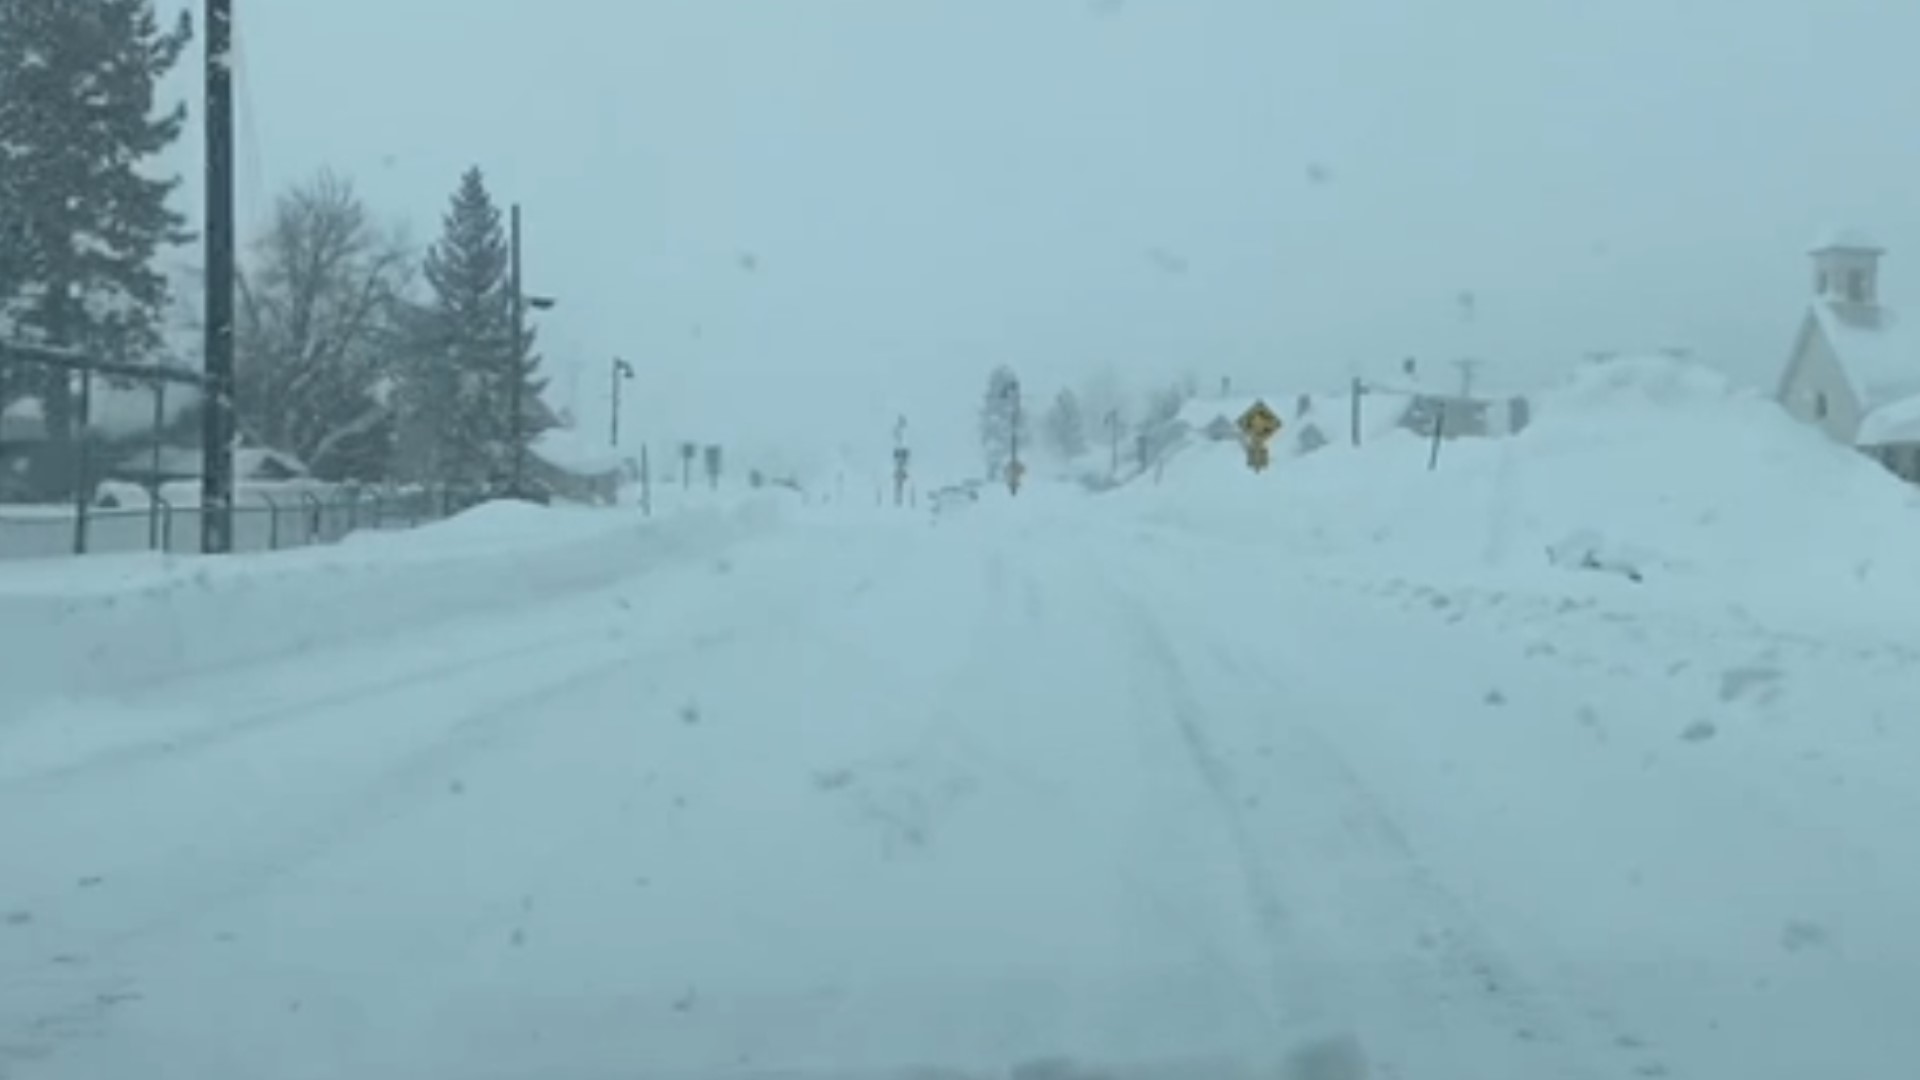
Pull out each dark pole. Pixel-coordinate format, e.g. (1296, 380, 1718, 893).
(1350, 375, 1364, 447)
(71, 369, 91, 554)
(508, 202, 524, 495)
(610, 357, 632, 448)
(200, 0, 236, 553)
(1009, 379, 1023, 494)
(640, 443, 651, 517)
(150, 382, 165, 549)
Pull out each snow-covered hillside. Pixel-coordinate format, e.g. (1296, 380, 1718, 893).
(2, 357, 1916, 1080)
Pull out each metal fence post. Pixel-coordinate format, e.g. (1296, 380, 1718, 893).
(300, 491, 322, 544)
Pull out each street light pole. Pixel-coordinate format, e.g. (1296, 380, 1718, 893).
(610, 357, 634, 447)
(508, 203, 525, 495)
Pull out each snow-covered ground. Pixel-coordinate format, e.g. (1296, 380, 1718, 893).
(2, 357, 1917, 1079)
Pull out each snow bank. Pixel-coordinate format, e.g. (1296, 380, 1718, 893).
(1111, 357, 1920, 610)
(0, 496, 785, 707)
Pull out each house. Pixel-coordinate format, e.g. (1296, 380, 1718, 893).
(1776, 229, 1920, 481)
(1365, 357, 1532, 441)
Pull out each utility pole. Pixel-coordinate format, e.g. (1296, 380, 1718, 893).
(639, 443, 651, 517)
(71, 369, 91, 554)
(150, 383, 166, 549)
(1349, 375, 1364, 447)
(893, 414, 910, 507)
(1006, 377, 1024, 495)
(609, 357, 634, 447)
(508, 203, 525, 495)
(200, 0, 236, 553)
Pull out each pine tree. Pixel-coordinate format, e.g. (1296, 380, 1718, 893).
(1042, 388, 1088, 459)
(979, 365, 1028, 477)
(0, 0, 192, 440)
(401, 167, 548, 488)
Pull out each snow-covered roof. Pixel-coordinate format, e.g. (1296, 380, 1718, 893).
(1858, 394, 1920, 447)
(3, 397, 44, 423)
(1811, 227, 1884, 254)
(90, 383, 199, 439)
(1811, 300, 1920, 411)
(113, 445, 309, 480)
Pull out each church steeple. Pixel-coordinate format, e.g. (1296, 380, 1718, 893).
(1811, 228, 1884, 307)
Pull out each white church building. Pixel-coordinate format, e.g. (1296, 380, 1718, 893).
(1775, 230, 1920, 481)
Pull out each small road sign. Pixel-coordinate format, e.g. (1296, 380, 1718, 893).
(1238, 399, 1282, 443)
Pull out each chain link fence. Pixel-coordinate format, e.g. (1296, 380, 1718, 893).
(0, 485, 489, 561)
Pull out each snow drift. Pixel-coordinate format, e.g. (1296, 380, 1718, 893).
(1116, 357, 1920, 609)
(0, 497, 783, 709)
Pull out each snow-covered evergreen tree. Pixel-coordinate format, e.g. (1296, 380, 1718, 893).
(1042, 388, 1089, 459)
(0, 0, 192, 438)
(400, 167, 548, 487)
(979, 365, 1028, 477)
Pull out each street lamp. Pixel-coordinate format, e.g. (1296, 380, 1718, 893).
(506, 202, 560, 497)
(610, 357, 634, 448)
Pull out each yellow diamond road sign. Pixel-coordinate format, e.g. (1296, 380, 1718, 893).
(1237, 399, 1282, 443)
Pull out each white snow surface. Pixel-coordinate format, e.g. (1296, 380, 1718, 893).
(2, 357, 1918, 1080)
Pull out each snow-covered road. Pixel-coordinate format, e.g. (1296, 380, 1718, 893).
(4, 497, 1917, 1079)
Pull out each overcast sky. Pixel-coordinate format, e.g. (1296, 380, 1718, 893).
(153, 0, 1920, 478)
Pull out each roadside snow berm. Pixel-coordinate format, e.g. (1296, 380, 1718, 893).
(1112, 355, 1920, 604)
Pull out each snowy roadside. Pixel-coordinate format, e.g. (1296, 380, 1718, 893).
(1097, 357, 1920, 638)
(1084, 508, 1920, 1080)
(0, 495, 788, 709)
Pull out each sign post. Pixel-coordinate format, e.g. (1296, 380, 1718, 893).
(893, 415, 910, 506)
(1236, 399, 1283, 473)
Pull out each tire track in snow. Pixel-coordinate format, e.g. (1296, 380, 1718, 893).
(0, 531, 898, 1077)
(0, 625, 603, 794)
(983, 534, 1314, 1037)
(1091, 537, 1658, 1079)
(1105, 595, 1305, 1024)
(0, 638, 662, 1077)
(907, 538, 1282, 1053)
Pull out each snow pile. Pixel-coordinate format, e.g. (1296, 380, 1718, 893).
(0, 496, 785, 709)
(1113, 356, 1920, 606)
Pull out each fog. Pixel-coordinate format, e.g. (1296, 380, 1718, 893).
(156, 0, 1920, 478)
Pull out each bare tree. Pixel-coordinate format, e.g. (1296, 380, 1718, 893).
(236, 170, 412, 481)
